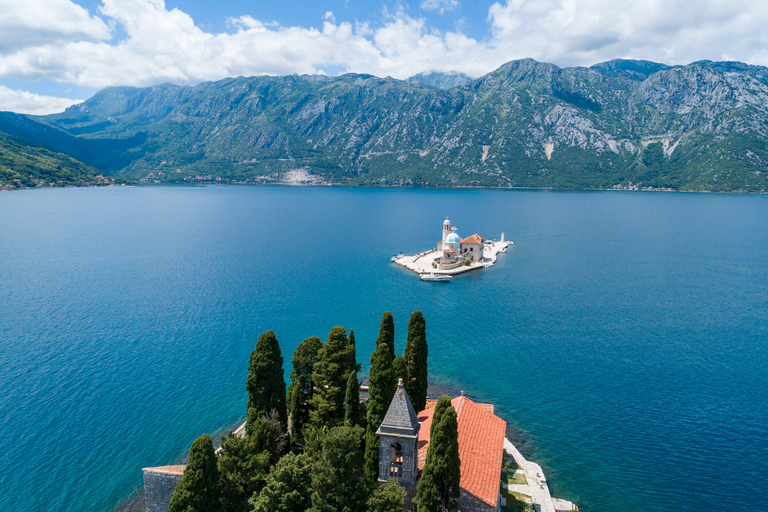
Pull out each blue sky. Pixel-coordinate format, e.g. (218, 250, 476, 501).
(2, 0, 768, 114)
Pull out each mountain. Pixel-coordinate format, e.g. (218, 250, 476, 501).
(0, 131, 111, 189)
(407, 71, 473, 89)
(1, 58, 767, 191)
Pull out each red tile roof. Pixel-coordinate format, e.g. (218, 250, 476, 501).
(461, 234, 484, 245)
(417, 396, 506, 508)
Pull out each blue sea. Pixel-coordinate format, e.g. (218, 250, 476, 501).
(0, 186, 766, 512)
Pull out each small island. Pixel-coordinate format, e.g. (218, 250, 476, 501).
(393, 218, 512, 280)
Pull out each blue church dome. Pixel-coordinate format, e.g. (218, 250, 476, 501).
(445, 232, 460, 244)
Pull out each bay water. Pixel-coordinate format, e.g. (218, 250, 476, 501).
(0, 186, 766, 512)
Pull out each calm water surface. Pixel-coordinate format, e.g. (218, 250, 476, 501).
(0, 186, 766, 512)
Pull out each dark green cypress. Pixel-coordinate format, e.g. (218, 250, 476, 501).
(246, 330, 287, 437)
(374, 312, 395, 360)
(416, 402, 461, 512)
(344, 370, 363, 428)
(169, 434, 220, 512)
(287, 336, 323, 447)
(392, 355, 407, 385)
(404, 311, 428, 413)
(309, 326, 357, 428)
(364, 341, 396, 481)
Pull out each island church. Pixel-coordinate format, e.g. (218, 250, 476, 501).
(378, 379, 507, 512)
(435, 218, 485, 269)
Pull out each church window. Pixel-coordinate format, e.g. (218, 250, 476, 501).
(389, 442, 403, 477)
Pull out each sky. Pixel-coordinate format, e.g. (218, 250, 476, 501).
(2, 0, 768, 115)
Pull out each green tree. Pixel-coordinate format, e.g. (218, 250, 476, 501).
(218, 431, 271, 512)
(309, 326, 358, 428)
(344, 370, 364, 428)
(392, 355, 407, 385)
(364, 341, 396, 481)
(309, 426, 370, 512)
(366, 479, 407, 512)
(404, 311, 429, 413)
(246, 330, 287, 436)
(169, 434, 220, 512)
(374, 312, 395, 360)
(348, 329, 356, 347)
(288, 336, 323, 447)
(249, 452, 313, 512)
(416, 402, 461, 512)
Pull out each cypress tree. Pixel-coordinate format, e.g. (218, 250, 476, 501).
(246, 330, 287, 436)
(404, 311, 428, 413)
(349, 329, 356, 347)
(374, 312, 395, 360)
(287, 336, 323, 447)
(169, 434, 220, 512)
(364, 341, 396, 481)
(392, 355, 407, 385)
(416, 403, 461, 512)
(309, 326, 357, 428)
(344, 369, 363, 428)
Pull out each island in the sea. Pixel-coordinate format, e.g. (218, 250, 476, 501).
(393, 218, 512, 280)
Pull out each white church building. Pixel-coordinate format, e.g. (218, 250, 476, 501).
(435, 218, 485, 269)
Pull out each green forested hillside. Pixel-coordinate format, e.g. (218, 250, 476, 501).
(1, 58, 767, 191)
(0, 133, 110, 189)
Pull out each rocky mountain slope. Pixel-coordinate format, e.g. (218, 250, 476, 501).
(1, 58, 767, 191)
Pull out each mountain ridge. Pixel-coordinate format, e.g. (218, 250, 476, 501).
(1, 58, 766, 191)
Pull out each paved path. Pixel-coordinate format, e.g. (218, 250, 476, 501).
(504, 438, 564, 512)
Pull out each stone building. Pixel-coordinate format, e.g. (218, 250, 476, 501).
(142, 465, 185, 512)
(376, 379, 421, 486)
(378, 384, 507, 512)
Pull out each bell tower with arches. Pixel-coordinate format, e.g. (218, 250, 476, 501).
(377, 378, 421, 486)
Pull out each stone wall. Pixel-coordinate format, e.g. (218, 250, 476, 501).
(459, 489, 498, 512)
(143, 467, 183, 512)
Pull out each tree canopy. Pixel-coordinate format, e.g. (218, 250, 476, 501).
(416, 399, 461, 512)
(169, 434, 220, 512)
(309, 326, 358, 428)
(249, 452, 313, 512)
(309, 426, 370, 512)
(246, 330, 287, 436)
(288, 336, 323, 447)
(404, 311, 428, 413)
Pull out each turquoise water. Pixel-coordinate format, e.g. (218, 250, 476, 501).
(0, 186, 766, 512)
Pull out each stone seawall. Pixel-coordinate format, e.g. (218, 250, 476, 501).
(142, 466, 184, 512)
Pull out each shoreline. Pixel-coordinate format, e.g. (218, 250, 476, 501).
(3, 181, 766, 194)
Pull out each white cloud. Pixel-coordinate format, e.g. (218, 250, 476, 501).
(421, 0, 460, 15)
(0, 86, 81, 115)
(4, 0, 768, 114)
(487, 0, 768, 67)
(0, 0, 110, 53)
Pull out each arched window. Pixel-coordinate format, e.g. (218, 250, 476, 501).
(389, 442, 403, 477)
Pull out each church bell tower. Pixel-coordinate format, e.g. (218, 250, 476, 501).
(442, 218, 451, 242)
(377, 379, 421, 486)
